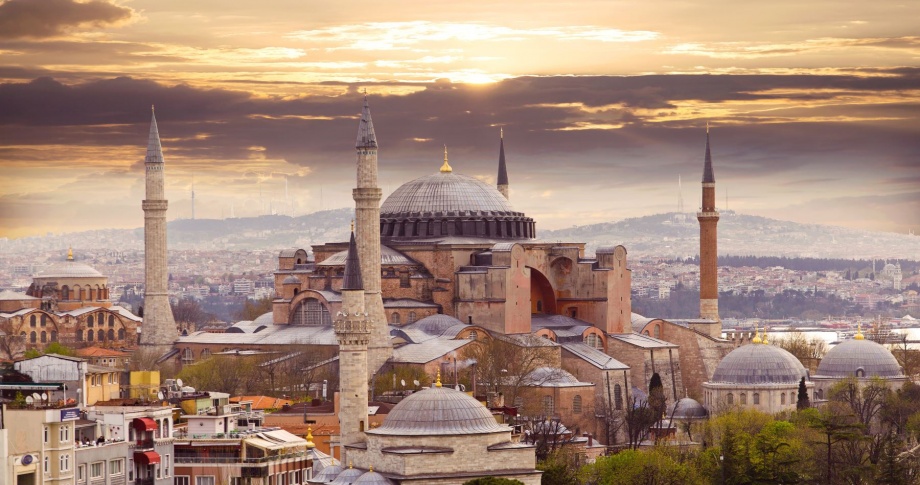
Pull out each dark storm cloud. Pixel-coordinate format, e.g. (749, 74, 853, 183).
(0, 0, 133, 39)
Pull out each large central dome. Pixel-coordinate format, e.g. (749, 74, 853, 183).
(381, 172, 514, 214)
(380, 171, 535, 240)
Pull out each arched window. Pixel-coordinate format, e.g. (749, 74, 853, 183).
(107, 329, 115, 341)
(536, 300, 543, 313)
(468, 330, 478, 340)
(62, 286, 70, 300)
(40, 331, 47, 343)
(40, 314, 47, 327)
(97, 330, 104, 342)
(391, 313, 401, 324)
(727, 393, 734, 405)
(108, 315, 115, 327)
(30, 315, 36, 327)
(654, 324, 661, 339)
(407, 311, 417, 324)
(118, 328, 125, 340)
(781, 393, 786, 405)
(50, 331, 57, 342)
(201, 349, 212, 360)
(77, 330, 84, 341)
(182, 348, 194, 363)
(290, 298, 332, 326)
(573, 395, 583, 414)
(614, 384, 623, 410)
(30, 331, 36, 343)
(856, 368, 865, 378)
(753, 393, 760, 405)
(87, 330, 94, 342)
(87, 315, 94, 328)
(740, 393, 747, 405)
(542, 395, 555, 416)
(817, 388, 824, 400)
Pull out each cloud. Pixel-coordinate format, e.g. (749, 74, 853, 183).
(0, 0, 134, 39)
(665, 36, 920, 59)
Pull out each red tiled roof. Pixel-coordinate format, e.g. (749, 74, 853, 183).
(75, 346, 130, 358)
(230, 395, 293, 410)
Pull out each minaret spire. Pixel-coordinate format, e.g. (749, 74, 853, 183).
(141, 107, 178, 353)
(497, 128, 509, 200)
(352, 94, 392, 376)
(697, 124, 721, 329)
(703, 124, 715, 184)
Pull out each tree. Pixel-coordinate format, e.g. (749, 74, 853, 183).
(537, 448, 580, 485)
(234, 295, 273, 321)
(623, 394, 656, 450)
(648, 373, 667, 438)
(774, 332, 827, 369)
(0, 319, 25, 360)
(797, 377, 811, 410)
(172, 297, 216, 327)
(578, 448, 703, 485)
(178, 355, 259, 394)
(460, 333, 556, 410)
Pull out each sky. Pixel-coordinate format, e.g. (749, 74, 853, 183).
(0, 0, 918, 239)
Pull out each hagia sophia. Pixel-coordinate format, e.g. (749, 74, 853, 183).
(1, 96, 910, 483)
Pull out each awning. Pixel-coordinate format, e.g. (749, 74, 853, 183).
(132, 417, 157, 432)
(245, 437, 284, 451)
(134, 451, 161, 465)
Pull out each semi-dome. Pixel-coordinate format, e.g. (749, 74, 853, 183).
(282, 275, 301, 285)
(379, 171, 535, 240)
(816, 338, 903, 378)
(710, 344, 807, 385)
(367, 385, 508, 436)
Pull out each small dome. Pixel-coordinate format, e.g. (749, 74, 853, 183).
(330, 468, 364, 485)
(523, 367, 583, 386)
(671, 397, 708, 419)
(368, 385, 508, 436)
(353, 471, 395, 485)
(711, 344, 807, 385)
(309, 464, 343, 484)
(381, 172, 514, 215)
(816, 338, 904, 378)
(283, 275, 301, 285)
(35, 260, 104, 279)
(407, 314, 465, 335)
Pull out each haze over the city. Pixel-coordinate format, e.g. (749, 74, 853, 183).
(1, 0, 918, 239)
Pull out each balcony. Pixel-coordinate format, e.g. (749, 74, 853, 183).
(135, 478, 155, 485)
(131, 439, 155, 450)
(174, 450, 307, 464)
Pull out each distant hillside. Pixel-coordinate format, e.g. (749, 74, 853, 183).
(539, 211, 920, 261)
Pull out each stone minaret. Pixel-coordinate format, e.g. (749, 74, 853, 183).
(697, 125, 720, 322)
(353, 95, 391, 377)
(140, 107, 177, 352)
(497, 128, 509, 200)
(334, 229, 370, 462)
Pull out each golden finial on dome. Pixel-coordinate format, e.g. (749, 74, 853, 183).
(67, 247, 74, 261)
(435, 368, 442, 387)
(369, 465, 374, 473)
(440, 145, 452, 173)
(752, 325, 762, 344)
(500, 127, 503, 139)
(855, 322, 865, 340)
(305, 426, 315, 448)
(350, 219, 354, 233)
(349, 462, 353, 469)
(762, 328, 769, 345)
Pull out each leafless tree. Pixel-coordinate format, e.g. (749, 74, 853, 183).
(460, 333, 556, 407)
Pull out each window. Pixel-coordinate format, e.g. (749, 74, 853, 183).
(44, 426, 49, 443)
(98, 329, 104, 341)
(157, 462, 162, 479)
(654, 324, 661, 339)
(781, 393, 786, 405)
(109, 459, 124, 475)
(90, 462, 104, 479)
(573, 395, 583, 414)
(614, 384, 623, 411)
(30, 314, 36, 327)
(88, 315, 94, 327)
(740, 393, 747, 405)
(77, 329, 84, 341)
(61, 423, 70, 442)
(118, 328, 125, 340)
(41, 314, 47, 326)
(197, 476, 216, 485)
(727, 393, 734, 405)
(408, 311, 417, 324)
(78, 465, 86, 483)
(390, 312, 400, 324)
(468, 330, 478, 340)
(30, 331, 36, 343)
(60, 453, 70, 472)
(164, 454, 170, 476)
(291, 470, 301, 485)
(109, 314, 115, 327)
(175, 477, 191, 485)
(542, 395, 555, 416)
(41, 331, 47, 343)
(88, 330, 94, 342)
(201, 349, 212, 360)
(753, 393, 760, 405)
(44, 455, 50, 474)
(182, 348, 194, 363)
(290, 298, 332, 326)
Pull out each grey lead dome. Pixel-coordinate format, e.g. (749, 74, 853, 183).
(816, 338, 904, 378)
(367, 385, 509, 436)
(381, 172, 514, 215)
(710, 344, 807, 385)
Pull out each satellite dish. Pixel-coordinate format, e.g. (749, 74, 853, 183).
(454, 385, 460, 391)
(157, 391, 164, 400)
(32, 393, 41, 401)
(413, 380, 420, 387)
(459, 384, 466, 392)
(400, 379, 406, 387)
(41, 393, 48, 401)
(25, 396, 34, 404)
(176, 378, 183, 387)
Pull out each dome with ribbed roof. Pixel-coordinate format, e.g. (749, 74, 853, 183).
(329, 467, 364, 485)
(353, 471, 395, 485)
(35, 260, 104, 279)
(816, 338, 903, 378)
(367, 385, 508, 436)
(407, 314, 465, 335)
(379, 171, 535, 240)
(671, 397, 708, 419)
(710, 344, 807, 385)
(309, 464, 342, 484)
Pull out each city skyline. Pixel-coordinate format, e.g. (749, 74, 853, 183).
(1, 0, 919, 239)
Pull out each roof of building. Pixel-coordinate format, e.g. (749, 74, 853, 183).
(391, 338, 473, 364)
(341, 231, 363, 291)
(230, 395, 294, 410)
(282, 275, 302, 285)
(382, 298, 439, 309)
(0, 290, 37, 301)
(815, 338, 904, 378)
(609, 333, 677, 349)
(407, 314, 465, 335)
(34, 260, 104, 279)
(179, 324, 339, 346)
(356, 95, 377, 149)
(703, 128, 715, 183)
(497, 132, 508, 186)
(367, 385, 510, 437)
(318, 245, 417, 267)
(311, 464, 343, 484)
(74, 346, 130, 358)
(523, 367, 594, 388)
(381, 171, 515, 215)
(671, 397, 708, 419)
(560, 342, 629, 370)
(353, 470, 395, 485)
(330, 467, 364, 485)
(710, 344, 807, 385)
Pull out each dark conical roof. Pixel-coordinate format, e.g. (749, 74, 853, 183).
(341, 231, 363, 290)
(355, 95, 377, 149)
(147, 106, 164, 164)
(497, 130, 508, 186)
(702, 127, 715, 183)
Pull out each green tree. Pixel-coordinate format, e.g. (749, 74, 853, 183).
(578, 448, 703, 485)
(178, 355, 260, 394)
(234, 295, 274, 321)
(797, 377, 811, 410)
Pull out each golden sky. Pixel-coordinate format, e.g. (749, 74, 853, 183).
(1, 0, 918, 238)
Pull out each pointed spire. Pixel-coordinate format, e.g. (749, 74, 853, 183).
(355, 93, 377, 149)
(497, 129, 509, 186)
(440, 145, 452, 173)
(702, 124, 715, 183)
(341, 227, 364, 291)
(146, 106, 164, 165)
(762, 328, 769, 345)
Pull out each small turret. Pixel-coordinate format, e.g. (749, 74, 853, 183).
(497, 128, 509, 200)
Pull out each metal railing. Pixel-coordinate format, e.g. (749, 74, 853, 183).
(174, 451, 307, 464)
